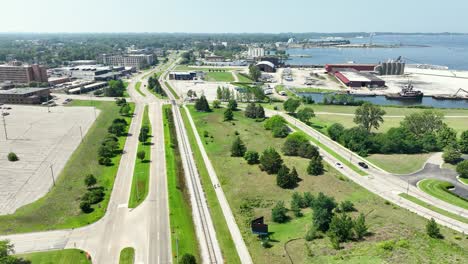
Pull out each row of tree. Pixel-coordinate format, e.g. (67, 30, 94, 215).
(80, 174, 104, 213)
(148, 75, 166, 97)
(105, 80, 126, 97)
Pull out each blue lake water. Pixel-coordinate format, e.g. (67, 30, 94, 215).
(287, 35, 468, 70)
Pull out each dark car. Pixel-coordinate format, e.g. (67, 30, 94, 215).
(358, 162, 368, 169)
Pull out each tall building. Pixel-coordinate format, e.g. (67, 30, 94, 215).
(100, 54, 154, 69)
(247, 47, 265, 59)
(0, 62, 48, 84)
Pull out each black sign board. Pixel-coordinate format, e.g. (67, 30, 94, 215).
(251, 216, 268, 235)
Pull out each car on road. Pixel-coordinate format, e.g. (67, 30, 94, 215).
(2, 112, 9, 116)
(335, 162, 343, 169)
(358, 162, 369, 169)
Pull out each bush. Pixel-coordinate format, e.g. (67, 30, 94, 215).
(82, 188, 105, 204)
(353, 213, 368, 240)
(305, 225, 322, 241)
(272, 124, 289, 138)
(456, 160, 468, 178)
(282, 132, 309, 156)
(212, 100, 221, 108)
(338, 200, 355, 212)
(231, 137, 247, 157)
(264, 115, 286, 130)
(227, 99, 238, 111)
(426, 218, 443, 239)
(223, 108, 234, 121)
(80, 201, 92, 213)
(84, 174, 97, 188)
(443, 145, 462, 164)
(180, 253, 197, 264)
(7, 152, 18, 162)
(307, 155, 324, 176)
(98, 157, 112, 166)
(244, 151, 259, 165)
(328, 213, 354, 243)
(271, 201, 288, 223)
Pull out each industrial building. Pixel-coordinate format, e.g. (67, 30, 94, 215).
(248, 47, 265, 58)
(68, 82, 108, 94)
(100, 54, 154, 69)
(51, 65, 132, 81)
(256, 61, 276, 73)
(169, 71, 198, 80)
(325, 64, 377, 73)
(375, 60, 406, 75)
(334, 69, 385, 88)
(0, 87, 51, 104)
(0, 62, 48, 84)
(205, 55, 225, 62)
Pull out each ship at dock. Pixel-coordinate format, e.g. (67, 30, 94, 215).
(385, 81, 424, 100)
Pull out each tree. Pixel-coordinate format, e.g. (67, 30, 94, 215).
(0, 240, 31, 264)
(353, 102, 386, 132)
(459, 130, 468, 154)
(401, 110, 444, 137)
(292, 192, 306, 209)
(264, 115, 286, 130)
(442, 145, 461, 164)
(80, 200, 92, 213)
(338, 200, 355, 213)
(311, 192, 337, 232)
(307, 155, 324, 176)
(212, 100, 221, 108)
(283, 98, 301, 114)
(259, 147, 283, 174)
(216, 86, 223, 100)
(231, 137, 247, 157)
(180, 253, 197, 264)
(224, 108, 234, 121)
(255, 105, 265, 119)
(271, 201, 288, 223)
(84, 174, 97, 188)
(327, 123, 345, 141)
(249, 64, 261, 82)
(244, 151, 260, 165)
(272, 124, 289, 138)
(353, 213, 368, 240)
(105, 79, 125, 97)
(139, 126, 149, 144)
(137, 150, 146, 162)
(290, 197, 303, 217)
(426, 218, 442, 239)
(108, 122, 126, 136)
(227, 99, 238, 111)
(195, 95, 211, 112)
(120, 103, 131, 116)
(282, 132, 309, 156)
(244, 103, 257, 118)
(297, 107, 315, 123)
(290, 167, 300, 183)
(436, 125, 457, 149)
(456, 160, 468, 179)
(276, 165, 297, 189)
(328, 213, 354, 242)
(7, 152, 18, 162)
(303, 192, 315, 208)
(298, 143, 319, 159)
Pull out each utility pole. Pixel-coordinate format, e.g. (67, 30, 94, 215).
(1, 112, 7, 140)
(50, 164, 55, 186)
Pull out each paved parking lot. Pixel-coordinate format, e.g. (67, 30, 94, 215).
(0, 104, 97, 214)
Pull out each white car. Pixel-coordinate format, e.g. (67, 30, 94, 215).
(335, 162, 343, 169)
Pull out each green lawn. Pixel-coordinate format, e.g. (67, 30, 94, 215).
(187, 105, 468, 264)
(418, 179, 468, 210)
(291, 87, 339, 93)
(123, 81, 130, 98)
(204, 72, 235, 82)
(18, 249, 91, 264)
(0, 101, 133, 235)
(460, 177, 468, 185)
(135, 82, 145, 97)
(180, 107, 242, 264)
(367, 153, 433, 174)
(119, 247, 135, 264)
(274, 85, 297, 97)
(163, 105, 200, 263)
(174, 65, 240, 72)
(399, 193, 468, 224)
(128, 105, 151, 208)
(165, 81, 180, 99)
(235, 73, 253, 83)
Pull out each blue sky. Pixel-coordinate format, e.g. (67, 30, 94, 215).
(0, 0, 467, 33)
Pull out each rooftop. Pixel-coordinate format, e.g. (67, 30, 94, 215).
(0, 87, 49, 95)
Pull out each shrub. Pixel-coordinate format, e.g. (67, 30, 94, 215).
(282, 132, 309, 156)
(259, 147, 283, 174)
(272, 124, 289, 138)
(80, 201, 92, 213)
(84, 174, 97, 188)
(426, 218, 443, 239)
(244, 151, 259, 165)
(307, 155, 324, 176)
(231, 137, 247, 157)
(456, 160, 468, 178)
(212, 100, 221, 108)
(328, 213, 354, 243)
(305, 225, 322, 241)
(82, 188, 105, 204)
(354, 213, 368, 240)
(271, 201, 288, 223)
(443, 145, 461, 164)
(180, 253, 196, 264)
(7, 152, 19, 162)
(338, 200, 355, 212)
(224, 108, 234, 121)
(264, 115, 286, 130)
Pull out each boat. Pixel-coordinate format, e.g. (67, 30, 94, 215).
(385, 81, 424, 100)
(432, 88, 468, 100)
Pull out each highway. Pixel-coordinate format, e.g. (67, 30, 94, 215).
(1, 65, 173, 263)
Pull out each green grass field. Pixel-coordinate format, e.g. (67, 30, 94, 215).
(460, 177, 468, 185)
(399, 193, 468, 224)
(180, 107, 242, 264)
(367, 153, 433, 174)
(18, 249, 91, 264)
(291, 87, 338, 93)
(418, 179, 468, 210)
(135, 81, 145, 97)
(173, 65, 240, 72)
(119, 247, 135, 264)
(187, 105, 468, 264)
(235, 73, 253, 83)
(165, 81, 180, 99)
(0, 101, 133, 235)
(163, 105, 200, 263)
(128, 105, 151, 208)
(204, 72, 235, 82)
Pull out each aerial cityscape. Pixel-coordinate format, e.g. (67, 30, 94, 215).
(0, 1, 467, 264)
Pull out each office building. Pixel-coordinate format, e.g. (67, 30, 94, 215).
(0, 87, 51, 104)
(101, 54, 154, 69)
(0, 62, 48, 84)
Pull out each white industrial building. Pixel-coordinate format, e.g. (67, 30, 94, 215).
(247, 47, 265, 58)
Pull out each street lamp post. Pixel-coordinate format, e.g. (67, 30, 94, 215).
(50, 164, 56, 186)
(1, 112, 8, 140)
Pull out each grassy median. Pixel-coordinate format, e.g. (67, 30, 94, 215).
(180, 107, 242, 264)
(418, 179, 468, 210)
(119, 247, 135, 264)
(187, 105, 468, 264)
(165, 81, 180, 99)
(18, 249, 91, 263)
(163, 105, 199, 262)
(0, 100, 133, 234)
(128, 105, 151, 208)
(135, 81, 145, 97)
